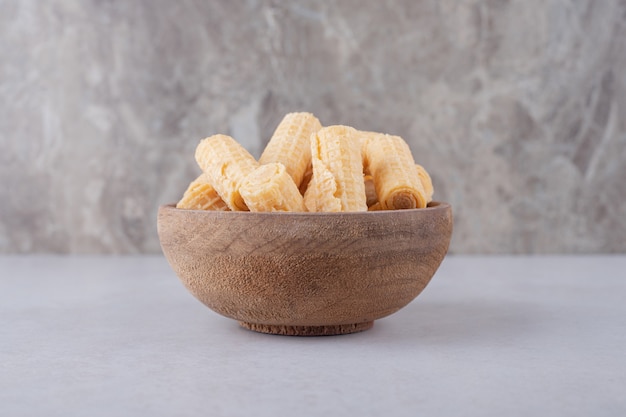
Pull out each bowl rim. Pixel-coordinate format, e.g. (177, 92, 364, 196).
(159, 201, 451, 217)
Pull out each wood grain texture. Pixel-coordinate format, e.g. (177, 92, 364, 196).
(157, 202, 453, 335)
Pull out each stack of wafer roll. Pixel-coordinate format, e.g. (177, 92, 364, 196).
(176, 111, 435, 213)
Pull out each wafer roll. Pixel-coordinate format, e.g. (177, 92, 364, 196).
(240, 163, 306, 212)
(259, 112, 322, 187)
(195, 134, 259, 211)
(176, 174, 229, 211)
(303, 165, 341, 212)
(299, 162, 313, 196)
(356, 130, 383, 173)
(415, 164, 434, 204)
(306, 125, 367, 212)
(364, 134, 427, 209)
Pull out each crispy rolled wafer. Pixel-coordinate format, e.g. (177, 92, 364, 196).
(364, 134, 427, 210)
(195, 134, 259, 211)
(259, 112, 322, 187)
(368, 202, 382, 211)
(364, 174, 378, 208)
(240, 163, 306, 212)
(355, 130, 383, 173)
(302, 174, 318, 212)
(299, 162, 313, 196)
(176, 174, 229, 211)
(303, 165, 341, 212)
(415, 164, 434, 204)
(307, 125, 367, 212)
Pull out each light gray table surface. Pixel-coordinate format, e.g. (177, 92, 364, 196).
(1, 255, 625, 416)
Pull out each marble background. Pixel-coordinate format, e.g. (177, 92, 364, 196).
(1, 0, 625, 254)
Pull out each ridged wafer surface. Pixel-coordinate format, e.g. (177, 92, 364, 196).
(259, 112, 322, 187)
(240, 163, 306, 212)
(356, 130, 382, 173)
(195, 134, 259, 211)
(299, 162, 313, 196)
(415, 164, 434, 203)
(303, 163, 341, 212)
(307, 125, 367, 212)
(176, 174, 229, 211)
(364, 133, 427, 210)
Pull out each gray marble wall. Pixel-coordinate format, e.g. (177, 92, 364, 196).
(1, 0, 625, 254)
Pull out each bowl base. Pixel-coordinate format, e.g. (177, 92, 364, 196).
(239, 321, 374, 336)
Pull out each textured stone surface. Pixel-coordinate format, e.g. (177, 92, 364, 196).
(1, 0, 625, 254)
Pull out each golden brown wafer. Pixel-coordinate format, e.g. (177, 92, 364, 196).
(259, 112, 322, 187)
(194, 134, 259, 211)
(176, 174, 229, 211)
(415, 164, 434, 204)
(364, 133, 427, 209)
(240, 163, 306, 212)
(299, 162, 313, 196)
(306, 126, 367, 212)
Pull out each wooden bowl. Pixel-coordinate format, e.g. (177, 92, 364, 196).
(157, 202, 453, 336)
